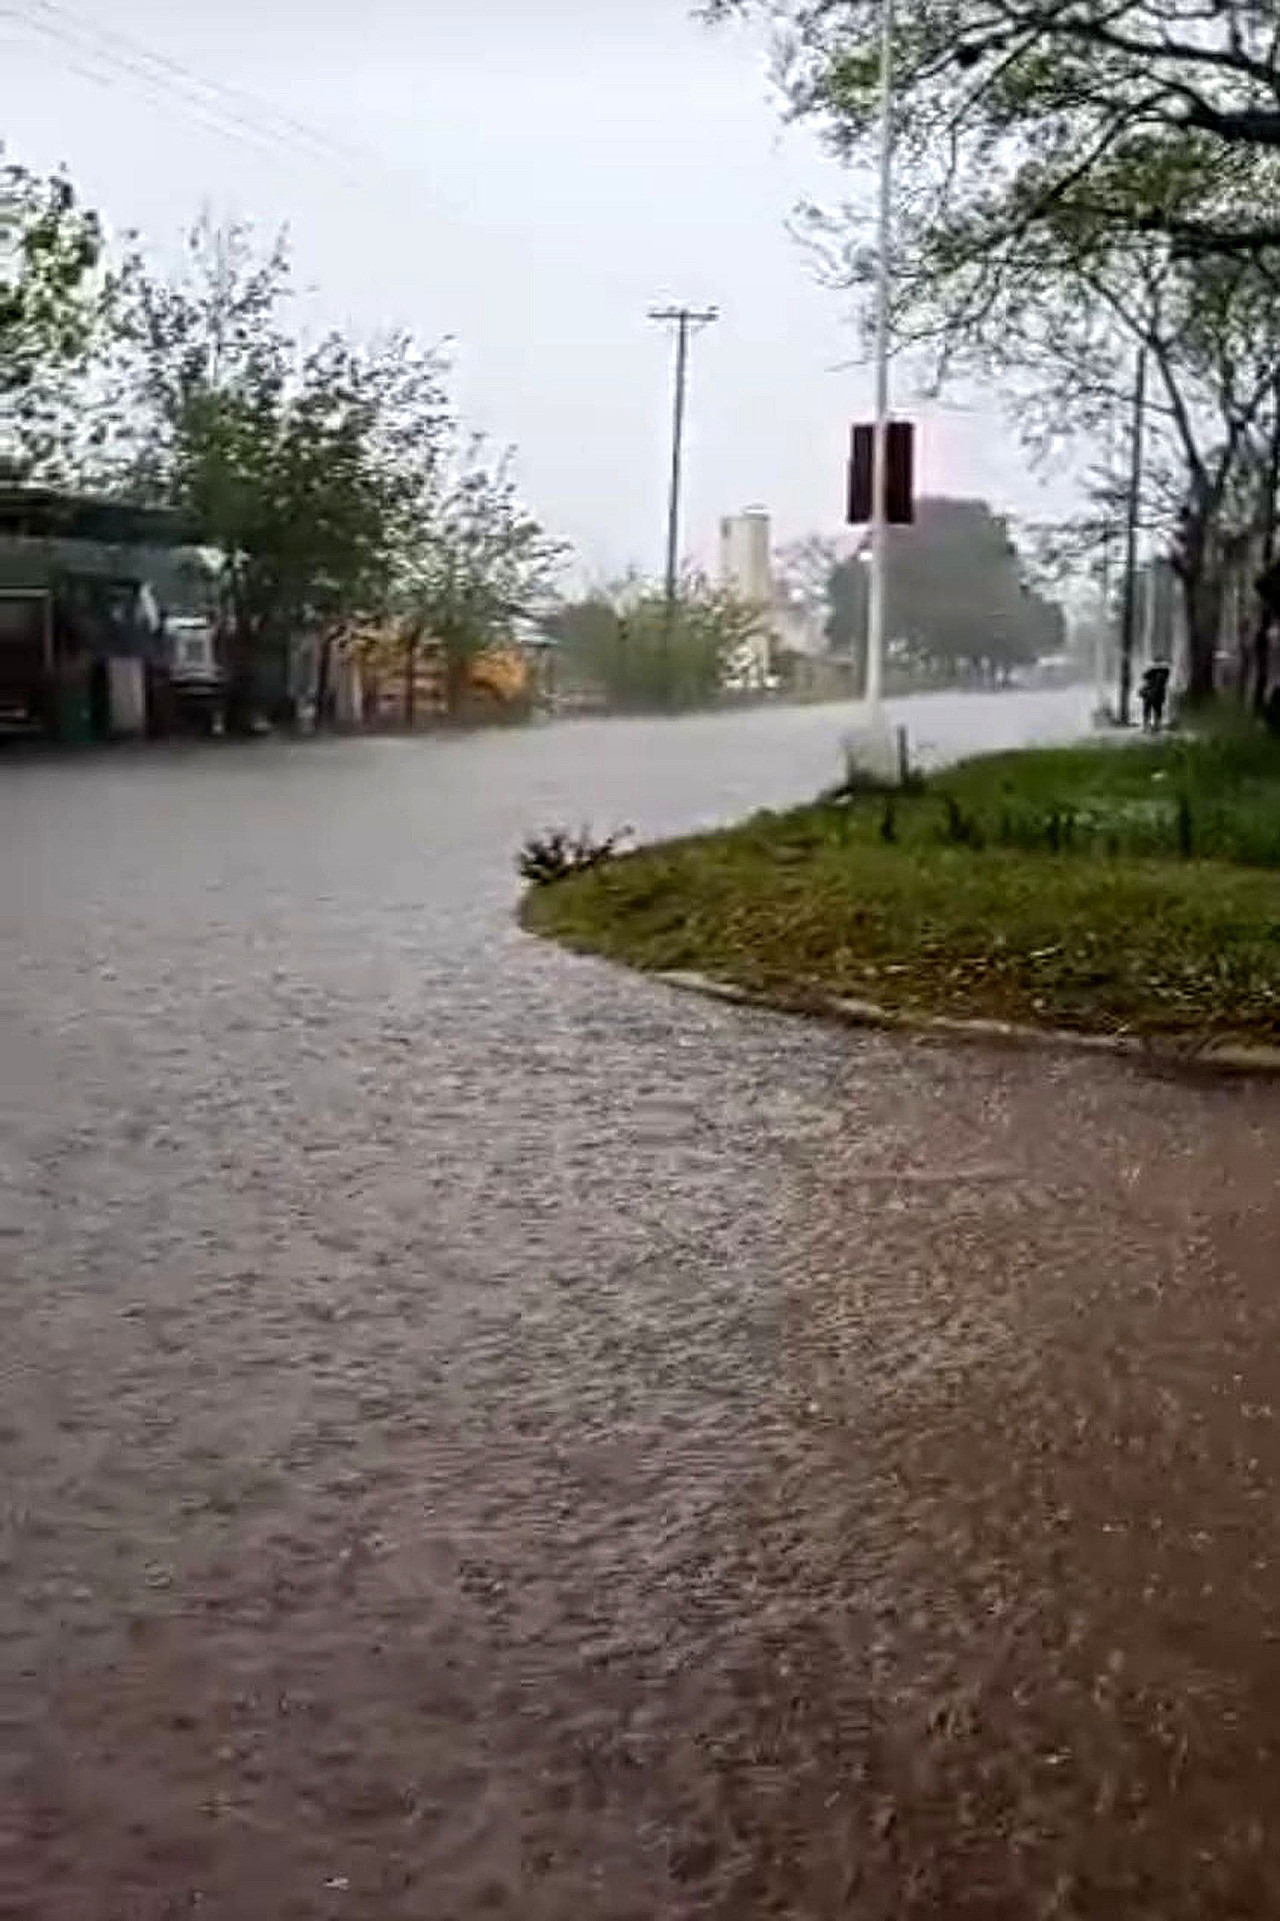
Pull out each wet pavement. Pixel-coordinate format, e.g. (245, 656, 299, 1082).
(4, 689, 1280, 1919)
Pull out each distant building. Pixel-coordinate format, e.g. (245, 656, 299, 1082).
(719, 507, 773, 607)
(718, 506, 826, 691)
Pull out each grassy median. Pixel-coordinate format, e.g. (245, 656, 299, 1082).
(521, 732, 1280, 1043)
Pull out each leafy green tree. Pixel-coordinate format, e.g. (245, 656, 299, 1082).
(108, 218, 559, 722)
(394, 439, 564, 714)
(825, 500, 1062, 686)
(1, 159, 109, 482)
(705, 0, 1280, 261)
(98, 218, 452, 720)
(825, 547, 869, 672)
(774, 535, 847, 630)
(952, 231, 1280, 700)
(897, 501, 1062, 680)
(549, 575, 767, 711)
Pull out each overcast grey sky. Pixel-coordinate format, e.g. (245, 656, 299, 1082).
(4, 0, 1072, 579)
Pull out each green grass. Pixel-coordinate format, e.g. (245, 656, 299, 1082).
(522, 733, 1280, 1043)
(932, 731, 1280, 865)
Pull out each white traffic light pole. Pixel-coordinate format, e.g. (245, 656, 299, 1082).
(864, 0, 895, 720)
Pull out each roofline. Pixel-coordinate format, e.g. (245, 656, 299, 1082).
(0, 489, 205, 548)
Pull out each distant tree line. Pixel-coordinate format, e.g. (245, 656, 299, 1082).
(546, 575, 769, 713)
(778, 503, 1066, 690)
(547, 506, 1066, 712)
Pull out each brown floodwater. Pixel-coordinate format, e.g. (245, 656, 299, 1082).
(5, 692, 1280, 1919)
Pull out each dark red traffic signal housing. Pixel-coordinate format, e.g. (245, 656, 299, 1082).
(847, 421, 914, 525)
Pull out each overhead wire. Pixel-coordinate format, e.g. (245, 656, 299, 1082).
(0, 16, 141, 113)
(27, 0, 370, 167)
(3, 8, 343, 175)
(2, 0, 400, 191)
(22, 0, 381, 172)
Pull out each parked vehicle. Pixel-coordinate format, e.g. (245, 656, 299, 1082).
(165, 615, 226, 734)
(0, 490, 218, 741)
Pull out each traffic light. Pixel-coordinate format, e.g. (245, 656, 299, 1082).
(847, 420, 914, 525)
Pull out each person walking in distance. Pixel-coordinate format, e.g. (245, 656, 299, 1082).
(1139, 660, 1171, 732)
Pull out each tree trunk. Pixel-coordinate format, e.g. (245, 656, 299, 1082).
(1256, 392, 1280, 715)
(404, 634, 417, 730)
(1180, 566, 1220, 706)
(224, 615, 258, 735)
(1172, 505, 1221, 708)
(445, 645, 469, 718)
(314, 630, 334, 732)
(1253, 612, 1272, 713)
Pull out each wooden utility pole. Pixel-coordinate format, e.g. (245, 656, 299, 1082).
(648, 306, 718, 625)
(1118, 343, 1148, 728)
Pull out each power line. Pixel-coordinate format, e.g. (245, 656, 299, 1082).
(3, 0, 397, 189)
(0, 16, 133, 110)
(25, 0, 378, 172)
(4, 8, 343, 175)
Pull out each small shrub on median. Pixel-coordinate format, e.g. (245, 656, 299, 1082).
(518, 825, 631, 885)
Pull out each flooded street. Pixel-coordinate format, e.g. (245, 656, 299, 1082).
(5, 688, 1280, 1919)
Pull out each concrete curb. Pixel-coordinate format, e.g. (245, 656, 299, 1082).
(655, 970, 1280, 1080)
